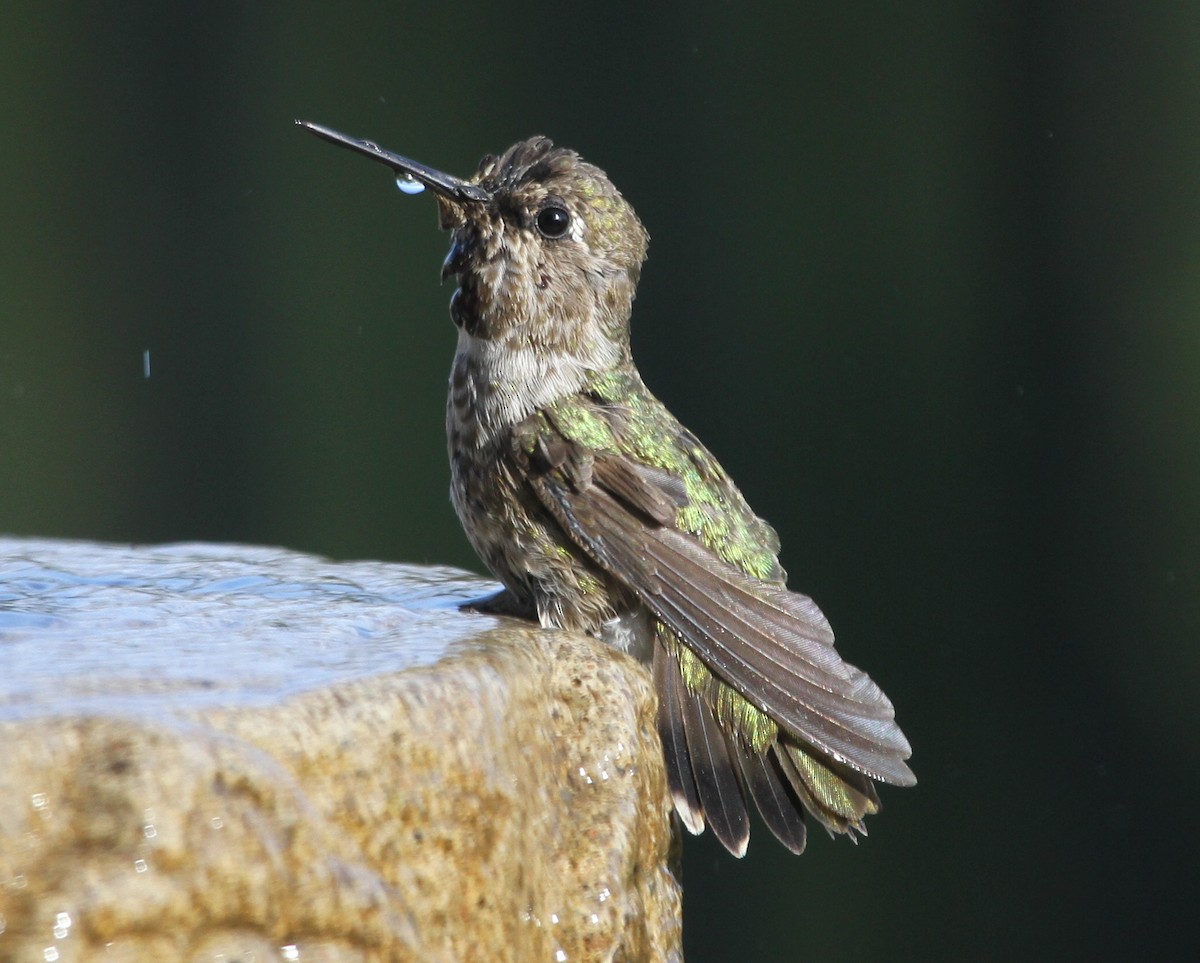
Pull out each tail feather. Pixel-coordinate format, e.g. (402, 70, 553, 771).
(678, 669, 750, 857)
(654, 641, 705, 835)
(777, 742, 881, 837)
(736, 743, 808, 855)
(657, 640, 888, 854)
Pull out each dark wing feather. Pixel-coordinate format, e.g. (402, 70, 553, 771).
(528, 451, 915, 787)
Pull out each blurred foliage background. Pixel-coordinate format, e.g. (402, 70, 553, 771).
(2, 2, 1197, 959)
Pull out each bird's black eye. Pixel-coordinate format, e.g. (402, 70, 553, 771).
(536, 205, 571, 239)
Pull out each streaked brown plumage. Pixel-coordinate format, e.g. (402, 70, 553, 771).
(301, 122, 915, 856)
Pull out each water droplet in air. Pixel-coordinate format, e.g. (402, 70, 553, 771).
(395, 173, 425, 195)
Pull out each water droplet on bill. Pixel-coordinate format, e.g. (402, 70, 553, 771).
(395, 173, 425, 195)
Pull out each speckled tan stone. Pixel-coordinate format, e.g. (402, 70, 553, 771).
(0, 538, 682, 962)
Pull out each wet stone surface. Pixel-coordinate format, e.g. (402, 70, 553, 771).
(0, 537, 682, 962)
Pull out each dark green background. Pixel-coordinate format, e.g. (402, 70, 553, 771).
(3, 3, 1196, 959)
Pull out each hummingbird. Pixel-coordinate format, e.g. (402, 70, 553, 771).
(298, 120, 915, 857)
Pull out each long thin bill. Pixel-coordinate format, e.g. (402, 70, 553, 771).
(296, 120, 491, 203)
